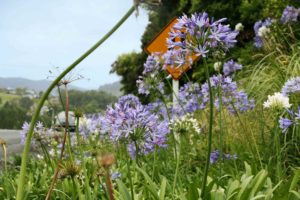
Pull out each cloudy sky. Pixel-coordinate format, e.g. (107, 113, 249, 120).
(0, 0, 149, 89)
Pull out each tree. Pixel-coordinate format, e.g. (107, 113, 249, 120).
(110, 0, 300, 100)
(19, 97, 34, 109)
(60, 89, 118, 113)
(0, 101, 29, 129)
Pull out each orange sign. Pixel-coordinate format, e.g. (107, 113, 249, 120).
(145, 18, 199, 80)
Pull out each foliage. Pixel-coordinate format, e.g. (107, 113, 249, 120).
(64, 89, 118, 113)
(0, 101, 30, 129)
(3, 2, 300, 200)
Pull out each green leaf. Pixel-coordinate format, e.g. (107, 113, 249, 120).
(237, 175, 254, 200)
(249, 170, 268, 198)
(250, 194, 265, 200)
(289, 190, 300, 199)
(244, 162, 252, 177)
(136, 166, 159, 200)
(226, 180, 240, 199)
(117, 180, 132, 200)
(289, 168, 300, 191)
(210, 187, 226, 200)
(159, 177, 167, 200)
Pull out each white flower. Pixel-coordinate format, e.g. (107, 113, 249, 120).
(36, 154, 43, 160)
(213, 62, 222, 71)
(235, 23, 244, 31)
(263, 92, 291, 109)
(79, 116, 92, 127)
(171, 114, 201, 134)
(258, 26, 270, 37)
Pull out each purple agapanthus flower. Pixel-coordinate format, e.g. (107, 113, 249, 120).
(145, 100, 169, 120)
(281, 5, 300, 24)
(79, 114, 105, 137)
(172, 75, 254, 117)
(223, 60, 243, 76)
(202, 75, 255, 114)
(111, 172, 121, 180)
(210, 150, 237, 164)
(277, 106, 300, 134)
(20, 122, 30, 144)
(279, 117, 293, 133)
(137, 54, 166, 96)
(281, 76, 300, 96)
(102, 94, 170, 159)
(20, 121, 55, 147)
(167, 12, 238, 66)
(253, 18, 272, 48)
(210, 150, 220, 164)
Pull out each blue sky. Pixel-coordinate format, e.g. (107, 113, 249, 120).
(0, 0, 149, 89)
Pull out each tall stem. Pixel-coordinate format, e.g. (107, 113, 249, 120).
(217, 79, 223, 177)
(64, 85, 73, 161)
(104, 168, 115, 200)
(127, 159, 135, 200)
(16, 6, 135, 200)
(3, 144, 7, 173)
(201, 59, 214, 198)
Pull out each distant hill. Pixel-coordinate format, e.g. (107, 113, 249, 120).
(98, 81, 122, 97)
(0, 77, 83, 92)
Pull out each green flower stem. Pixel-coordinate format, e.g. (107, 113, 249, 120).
(45, 84, 73, 200)
(45, 115, 71, 200)
(127, 158, 135, 200)
(201, 59, 214, 198)
(75, 117, 81, 146)
(164, 77, 187, 114)
(16, 6, 135, 200)
(151, 146, 157, 180)
(232, 103, 263, 169)
(217, 80, 223, 176)
(2, 144, 7, 173)
(157, 90, 180, 195)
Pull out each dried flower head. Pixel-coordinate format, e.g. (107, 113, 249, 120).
(98, 153, 115, 168)
(0, 138, 6, 146)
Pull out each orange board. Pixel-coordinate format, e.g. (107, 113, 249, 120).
(145, 18, 199, 80)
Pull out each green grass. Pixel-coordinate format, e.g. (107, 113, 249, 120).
(0, 92, 21, 106)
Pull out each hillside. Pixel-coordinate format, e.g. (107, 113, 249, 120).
(0, 77, 83, 92)
(98, 81, 122, 97)
(0, 92, 20, 106)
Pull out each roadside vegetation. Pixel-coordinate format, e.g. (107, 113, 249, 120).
(0, 1, 300, 199)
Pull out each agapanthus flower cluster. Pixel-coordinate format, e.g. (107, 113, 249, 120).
(102, 94, 170, 159)
(281, 76, 300, 96)
(20, 121, 54, 146)
(223, 60, 243, 76)
(278, 106, 300, 133)
(137, 54, 166, 96)
(281, 5, 300, 24)
(166, 12, 238, 67)
(176, 82, 206, 115)
(79, 114, 105, 138)
(210, 150, 237, 164)
(263, 92, 291, 109)
(170, 113, 201, 135)
(235, 23, 244, 31)
(213, 61, 222, 71)
(174, 76, 254, 116)
(162, 48, 193, 69)
(145, 100, 169, 120)
(203, 75, 255, 113)
(253, 18, 272, 48)
(279, 117, 294, 134)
